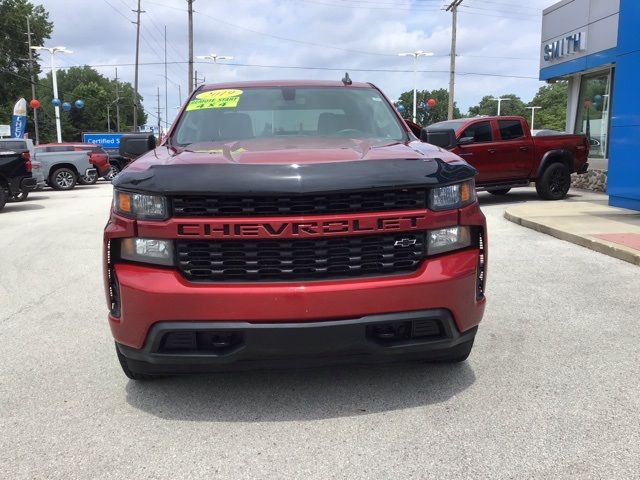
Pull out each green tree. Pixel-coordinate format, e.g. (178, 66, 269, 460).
(528, 81, 568, 131)
(468, 94, 527, 118)
(397, 88, 461, 126)
(35, 66, 146, 143)
(0, 0, 53, 126)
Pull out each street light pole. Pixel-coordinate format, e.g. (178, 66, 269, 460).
(398, 51, 434, 123)
(490, 97, 509, 116)
(526, 106, 541, 130)
(32, 46, 72, 143)
(196, 53, 234, 84)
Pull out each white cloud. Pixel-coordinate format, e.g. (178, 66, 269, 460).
(40, 0, 554, 128)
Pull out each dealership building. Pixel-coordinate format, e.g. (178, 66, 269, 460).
(540, 0, 640, 211)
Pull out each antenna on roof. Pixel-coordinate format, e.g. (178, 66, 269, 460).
(342, 72, 352, 86)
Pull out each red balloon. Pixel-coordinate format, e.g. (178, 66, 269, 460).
(427, 98, 437, 107)
(30, 99, 40, 109)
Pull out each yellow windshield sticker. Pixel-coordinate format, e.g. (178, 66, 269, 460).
(196, 89, 243, 99)
(186, 89, 243, 111)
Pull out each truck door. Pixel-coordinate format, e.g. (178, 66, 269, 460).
(495, 119, 534, 179)
(453, 120, 503, 183)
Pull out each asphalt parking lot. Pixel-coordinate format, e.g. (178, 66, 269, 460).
(1, 183, 639, 479)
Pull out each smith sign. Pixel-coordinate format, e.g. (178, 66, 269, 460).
(543, 32, 587, 62)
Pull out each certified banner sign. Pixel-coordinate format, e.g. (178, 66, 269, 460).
(10, 98, 27, 138)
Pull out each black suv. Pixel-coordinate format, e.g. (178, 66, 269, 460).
(0, 143, 37, 211)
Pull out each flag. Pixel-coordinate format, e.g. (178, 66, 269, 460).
(10, 98, 27, 138)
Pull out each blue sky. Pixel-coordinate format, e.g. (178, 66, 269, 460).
(41, 0, 554, 129)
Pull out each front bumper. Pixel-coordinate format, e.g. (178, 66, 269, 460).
(108, 247, 485, 350)
(116, 309, 478, 373)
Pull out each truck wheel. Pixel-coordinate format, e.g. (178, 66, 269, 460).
(115, 344, 156, 381)
(78, 171, 98, 185)
(0, 188, 6, 211)
(106, 164, 120, 181)
(536, 163, 571, 200)
(488, 188, 511, 196)
(50, 168, 77, 190)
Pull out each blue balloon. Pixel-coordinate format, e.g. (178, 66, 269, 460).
(75, 99, 85, 109)
(52, 98, 61, 107)
(62, 102, 72, 111)
(397, 105, 406, 113)
(593, 95, 602, 102)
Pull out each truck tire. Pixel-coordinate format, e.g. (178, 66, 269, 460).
(488, 188, 511, 196)
(78, 170, 98, 185)
(106, 164, 120, 181)
(50, 167, 77, 191)
(115, 344, 156, 381)
(535, 162, 571, 200)
(0, 188, 6, 211)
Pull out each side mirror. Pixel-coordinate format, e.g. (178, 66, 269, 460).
(458, 136, 474, 146)
(119, 134, 156, 159)
(420, 128, 456, 149)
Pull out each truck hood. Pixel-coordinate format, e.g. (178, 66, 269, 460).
(114, 137, 476, 195)
(126, 137, 465, 169)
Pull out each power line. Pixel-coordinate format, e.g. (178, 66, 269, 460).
(35, 60, 540, 79)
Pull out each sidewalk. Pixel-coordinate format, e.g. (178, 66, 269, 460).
(504, 189, 640, 266)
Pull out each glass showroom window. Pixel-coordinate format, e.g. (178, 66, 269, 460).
(574, 69, 612, 159)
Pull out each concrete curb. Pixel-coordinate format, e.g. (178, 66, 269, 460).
(504, 210, 640, 266)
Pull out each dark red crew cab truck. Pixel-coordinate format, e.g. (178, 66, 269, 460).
(104, 80, 487, 379)
(420, 116, 589, 200)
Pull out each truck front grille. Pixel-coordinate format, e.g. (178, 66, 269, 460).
(176, 233, 426, 282)
(171, 189, 427, 217)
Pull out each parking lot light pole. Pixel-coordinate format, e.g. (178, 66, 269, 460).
(398, 50, 434, 123)
(31, 46, 73, 143)
(196, 53, 234, 84)
(526, 106, 542, 130)
(490, 97, 509, 116)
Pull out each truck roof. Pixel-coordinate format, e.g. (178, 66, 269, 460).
(198, 80, 374, 91)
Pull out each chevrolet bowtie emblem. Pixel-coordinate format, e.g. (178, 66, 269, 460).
(394, 238, 417, 248)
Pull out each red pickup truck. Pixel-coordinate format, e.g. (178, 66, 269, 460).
(418, 116, 589, 200)
(104, 80, 487, 379)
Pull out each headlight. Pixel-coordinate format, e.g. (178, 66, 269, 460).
(429, 179, 476, 211)
(120, 238, 174, 266)
(114, 190, 168, 220)
(427, 226, 472, 255)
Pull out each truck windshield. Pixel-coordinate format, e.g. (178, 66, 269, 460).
(172, 87, 406, 146)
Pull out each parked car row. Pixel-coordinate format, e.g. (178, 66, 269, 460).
(0, 138, 114, 211)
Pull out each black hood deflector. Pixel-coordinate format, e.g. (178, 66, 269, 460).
(113, 158, 477, 195)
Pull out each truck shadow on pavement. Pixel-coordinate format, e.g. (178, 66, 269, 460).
(478, 191, 580, 206)
(1, 203, 45, 212)
(125, 362, 475, 422)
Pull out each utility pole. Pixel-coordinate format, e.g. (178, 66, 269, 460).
(132, 0, 144, 131)
(164, 25, 168, 132)
(188, 0, 195, 93)
(156, 87, 162, 137)
(194, 70, 205, 89)
(526, 106, 542, 130)
(446, 0, 462, 120)
(490, 97, 510, 116)
(25, 16, 40, 144)
(114, 67, 121, 132)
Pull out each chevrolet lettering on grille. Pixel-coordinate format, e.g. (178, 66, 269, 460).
(175, 215, 428, 239)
